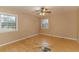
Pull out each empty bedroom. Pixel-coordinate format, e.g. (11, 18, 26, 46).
(0, 6, 79, 52)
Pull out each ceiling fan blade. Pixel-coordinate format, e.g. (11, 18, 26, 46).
(45, 11, 51, 13)
(35, 10, 40, 12)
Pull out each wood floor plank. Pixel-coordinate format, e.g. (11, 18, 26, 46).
(0, 34, 79, 52)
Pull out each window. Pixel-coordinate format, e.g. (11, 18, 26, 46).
(41, 19, 48, 29)
(0, 12, 18, 32)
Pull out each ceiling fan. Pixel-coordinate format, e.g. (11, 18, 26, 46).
(35, 7, 51, 16)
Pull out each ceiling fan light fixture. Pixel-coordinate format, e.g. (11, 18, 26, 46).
(42, 12, 45, 15)
(36, 7, 51, 16)
(39, 12, 45, 16)
(43, 8, 46, 12)
(39, 13, 42, 15)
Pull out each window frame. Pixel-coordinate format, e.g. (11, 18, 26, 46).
(0, 12, 18, 33)
(41, 18, 48, 29)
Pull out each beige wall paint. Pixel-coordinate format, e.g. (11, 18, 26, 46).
(77, 8, 79, 40)
(0, 7, 40, 45)
(40, 7, 78, 40)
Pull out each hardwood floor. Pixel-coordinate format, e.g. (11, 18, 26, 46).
(0, 34, 79, 52)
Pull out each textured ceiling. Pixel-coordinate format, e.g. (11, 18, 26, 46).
(0, 6, 78, 18)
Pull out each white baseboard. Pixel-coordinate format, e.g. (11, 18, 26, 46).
(0, 33, 39, 47)
(40, 33, 77, 40)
